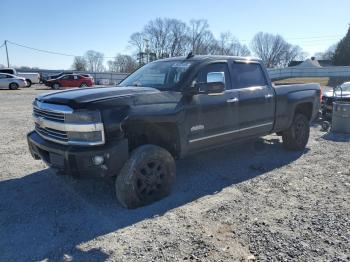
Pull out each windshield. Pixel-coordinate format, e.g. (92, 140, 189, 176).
(118, 60, 194, 90)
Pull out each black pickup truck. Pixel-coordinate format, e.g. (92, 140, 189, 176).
(27, 55, 321, 208)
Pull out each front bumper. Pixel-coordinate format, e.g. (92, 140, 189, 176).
(27, 131, 129, 177)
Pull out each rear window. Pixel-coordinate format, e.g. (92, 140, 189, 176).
(231, 63, 267, 89)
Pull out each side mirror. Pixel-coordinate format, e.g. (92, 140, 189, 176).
(183, 71, 225, 95)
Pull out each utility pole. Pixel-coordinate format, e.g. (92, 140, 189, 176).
(5, 40, 10, 67)
(144, 39, 149, 64)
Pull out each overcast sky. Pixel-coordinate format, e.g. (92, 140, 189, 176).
(1, 0, 349, 69)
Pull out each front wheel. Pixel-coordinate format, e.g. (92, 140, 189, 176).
(9, 83, 19, 90)
(26, 79, 32, 87)
(116, 145, 176, 208)
(282, 113, 310, 150)
(52, 83, 60, 90)
(80, 83, 88, 88)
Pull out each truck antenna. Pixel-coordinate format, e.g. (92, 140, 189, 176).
(186, 52, 194, 59)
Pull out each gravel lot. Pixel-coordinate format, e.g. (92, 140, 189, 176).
(0, 87, 349, 261)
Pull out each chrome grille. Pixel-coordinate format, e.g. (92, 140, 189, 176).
(35, 123, 68, 142)
(33, 107, 65, 122)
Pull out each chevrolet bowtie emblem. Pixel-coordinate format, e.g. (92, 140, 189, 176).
(37, 117, 45, 128)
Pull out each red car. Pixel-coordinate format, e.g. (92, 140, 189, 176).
(46, 74, 94, 89)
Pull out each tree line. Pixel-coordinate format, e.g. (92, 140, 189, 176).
(71, 18, 350, 73)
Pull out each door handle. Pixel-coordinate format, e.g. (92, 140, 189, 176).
(265, 94, 273, 99)
(226, 97, 239, 103)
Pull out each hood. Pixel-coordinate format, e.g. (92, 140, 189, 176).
(37, 86, 161, 106)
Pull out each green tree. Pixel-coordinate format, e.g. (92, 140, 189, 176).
(332, 26, 350, 65)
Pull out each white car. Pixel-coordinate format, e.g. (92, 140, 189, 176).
(0, 73, 27, 90)
(0, 68, 40, 87)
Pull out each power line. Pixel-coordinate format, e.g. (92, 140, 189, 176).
(6, 40, 116, 59)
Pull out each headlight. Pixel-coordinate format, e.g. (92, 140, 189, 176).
(65, 110, 105, 145)
(67, 131, 103, 144)
(65, 110, 101, 123)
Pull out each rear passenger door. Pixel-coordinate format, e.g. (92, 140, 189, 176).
(231, 62, 275, 136)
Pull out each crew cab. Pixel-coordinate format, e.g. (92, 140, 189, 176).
(45, 74, 94, 89)
(27, 55, 321, 208)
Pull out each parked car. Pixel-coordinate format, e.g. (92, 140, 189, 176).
(0, 68, 40, 87)
(0, 68, 17, 75)
(41, 72, 73, 85)
(17, 72, 40, 87)
(79, 74, 94, 82)
(321, 82, 350, 118)
(0, 73, 27, 90)
(27, 55, 321, 208)
(45, 74, 94, 89)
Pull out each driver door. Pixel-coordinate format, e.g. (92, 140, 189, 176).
(185, 62, 239, 151)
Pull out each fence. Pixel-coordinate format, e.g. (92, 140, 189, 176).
(17, 69, 129, 84)
(18, 66, 350, 84)
(267, 66, 350, 80)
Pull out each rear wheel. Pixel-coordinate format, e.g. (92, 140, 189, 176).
(116, 145, 176, 208)
(9, 83, 19, 90)
(52, 83, 60, 90)
(25, 79, 32, 87)
(282, 113, 310, 150)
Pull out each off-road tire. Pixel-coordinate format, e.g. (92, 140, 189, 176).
(282, 113, 310, 150)
(116, 144, 176, 208)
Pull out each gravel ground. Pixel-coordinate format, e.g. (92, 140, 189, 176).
(0, 87, 349, 262)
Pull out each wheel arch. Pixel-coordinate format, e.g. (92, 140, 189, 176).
(122, 120, 181, 159)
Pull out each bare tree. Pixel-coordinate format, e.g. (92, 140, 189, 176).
(215, 32, 251, 56)
(188, 19, 216, 54)
(107, 54, 138, 73)
(84, 50, 105, 72)
(129, 32, 146, 54)
(250, 32, 303, 68)
(315, 43, 337, 60)
(71, 56, 87, 71)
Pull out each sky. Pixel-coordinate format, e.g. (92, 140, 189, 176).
(1, 0, 349, 69)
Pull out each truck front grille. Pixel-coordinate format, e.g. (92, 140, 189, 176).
(35, 123, 68, 143)
(33, 107, 65, 122)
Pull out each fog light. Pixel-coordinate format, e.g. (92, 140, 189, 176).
(92, 155, 104, 166)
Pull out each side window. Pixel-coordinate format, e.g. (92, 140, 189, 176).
(0, 74, 6, 79)
(194, 63, 231, 90)
(6, 75, 14, 78)
(61, 75, 69, 80)
(231, 63, 267, 89)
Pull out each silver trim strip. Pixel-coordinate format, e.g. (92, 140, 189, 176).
(33, 101, 73, 114)
(188, 122, 273, 143)
(33, 116, 104, 132)
(34, 129, 105, 146)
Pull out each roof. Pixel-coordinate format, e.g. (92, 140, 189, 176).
(159, 55, 261, 63)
